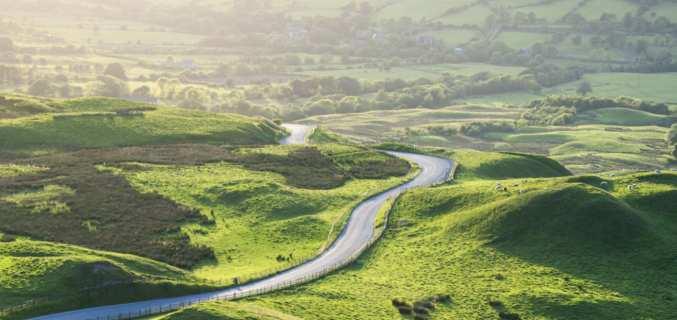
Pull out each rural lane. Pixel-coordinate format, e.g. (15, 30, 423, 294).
(32, 124, 453, 320)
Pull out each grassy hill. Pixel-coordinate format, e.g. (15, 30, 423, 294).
(0, 120, 414, 318)
(448, 149, 572, 181)
(0, 95, 284, 157)
(0, 239, 211, 320)
(247, 173, 676, 319)
(153, 301, 300, 320)
(112, 143, 413, 283)
(161, 150, 677, 320)
(579, 108, 674, 126)
(303, 107, 673, 173)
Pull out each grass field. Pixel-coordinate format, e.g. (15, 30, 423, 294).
(113, 144, 413, 283)
(0, 239, 211, 320)
(549, 73, 677, 103)
(299, 63, 525, 81)
(156, 151, 677, 320)
(575, 0, 640, 20)
(497, 32, 551, 50)
(449, 149, 571, 181)
(377, 0, 475, 21)
(435, 4, 492, 26)
(301, 104, 673, 173)
(0, 94, 419, 318)
(579, 108, 673, 126)
(464, 73, 677, 107)
(0, 96, 284, 156)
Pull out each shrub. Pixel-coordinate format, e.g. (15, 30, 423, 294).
(459, 121, 515, 138)
(397, 306, 413, 315)
(499, 312, 522, 320)
(0, 233, 16, 242)
(529, 96, 669, 115)
(391, 298, 410, 308)
(413, 306, 430, 315)
(668, 124, 677, 159)
(519, 106, 576, 126)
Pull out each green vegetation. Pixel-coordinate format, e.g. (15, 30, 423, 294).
(0, 239, 210, 320)
(448, 149, 572, 181)
(669, 124, 677, 159)
(113, 143, 413, 283)
(0, 147, 217, 269)
(3, 0, 677, 318)
(152, 301, 300, 320)
(0, 164, 47, 178)
(303, 105, 673, 173)
(238, 158, 674, 320)
(0, 96, 284, 156)
(581, 108, 673, 126)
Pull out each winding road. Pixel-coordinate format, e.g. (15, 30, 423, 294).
(33, 125, 453, 320)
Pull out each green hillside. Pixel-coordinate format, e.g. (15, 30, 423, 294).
(0, 95, 284, 156)
(154, 301, 300, 320)
(0, 129, 414, 318)
(0, 239, 210, 320)
(580, 108, 673, 126)
(161, 151, 677, 320)
(245, 172, 676, 320)
(112, 143, 413, 283)
(448, 149, 572, 180)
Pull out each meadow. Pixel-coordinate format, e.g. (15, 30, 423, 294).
(0, 95, 284, 157)
(302, 96, 675, 174)
(0, 96, 418, 318)
(2, 0, 677, 319)
(156, 149, 677, 320)
(114, 143, 413, 283)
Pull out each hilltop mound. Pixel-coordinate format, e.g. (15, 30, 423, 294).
(0, 239, 207, 320)
(0, 95, 284, 155)
(452, 184, 651, 251)
(449, 149, 571, 180)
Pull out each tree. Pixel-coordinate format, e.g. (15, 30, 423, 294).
(103, 63, 128, 80)
(28, 79, 52, 96)
(0, 37, 14, 52)
(131, 85, 154, 102)
(90, 75, 129, 97)
(337, 96, 360, 113)
(577, 81, 593, 96)
(306, 99, 337, 116)
(337, 76, 362, 95)
(669, 124, 677, 160)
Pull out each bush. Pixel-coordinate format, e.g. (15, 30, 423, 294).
(397, 306, 413, 315)
(391, 298, 410, 308)
(459, 121, 515, 137)
(499, 312, 522, 320)
(0, 233, 16, 242)
(530, 96, 669, 115)
(520, 106, 576, 126)
(669, 124, 677, 159)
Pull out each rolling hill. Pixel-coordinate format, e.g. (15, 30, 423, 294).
(160, 149, 677, 320)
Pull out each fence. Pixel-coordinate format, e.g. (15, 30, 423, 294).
(0, 197, 396, 320)
(74, 225, 388, 320)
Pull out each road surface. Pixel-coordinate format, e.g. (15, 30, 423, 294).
(33, 125, 453, 320)
(279, 124, 315, 145)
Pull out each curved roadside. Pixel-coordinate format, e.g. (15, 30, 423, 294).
(32, 125, 453, 320)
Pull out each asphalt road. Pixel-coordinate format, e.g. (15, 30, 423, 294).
(279, 124, 315, 145)
(32, 125, 453, 320)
